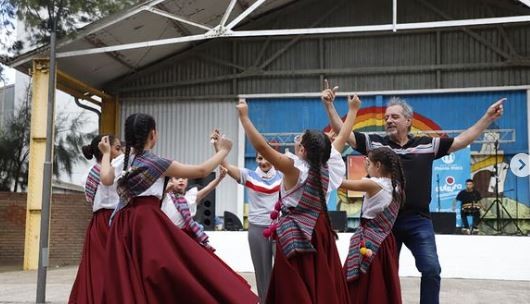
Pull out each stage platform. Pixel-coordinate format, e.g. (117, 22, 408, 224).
(209, 232, 530, 281)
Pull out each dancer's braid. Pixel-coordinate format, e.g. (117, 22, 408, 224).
(301, 130, 338, 239)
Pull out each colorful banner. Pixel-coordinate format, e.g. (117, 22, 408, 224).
(430, 147, 471, 227)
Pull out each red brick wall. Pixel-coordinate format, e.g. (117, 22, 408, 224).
(0, 192, 92, 267)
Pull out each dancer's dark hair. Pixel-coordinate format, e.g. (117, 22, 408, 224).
(300, 129, 337, 239)
(82, 134, 116, 162)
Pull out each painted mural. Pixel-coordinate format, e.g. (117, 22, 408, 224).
(245, 90, 529, 234)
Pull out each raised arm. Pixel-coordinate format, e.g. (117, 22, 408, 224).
(211, 129, 242, 182)
(321, 79, 357, 148)
(333, 94, 361, 153)
(98, 136, 115, 186)
(196, 166, 227, 202)
(236, 99, 299, 189)
(448, 98, 505, 153)
(340, 179, 381, 198)
(165, 136, 232, 179)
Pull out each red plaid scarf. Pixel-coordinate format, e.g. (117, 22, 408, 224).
(84, 164, 101, 204)
(275, 165, 329, 258)
(170, 192, 214, 251)
(344, 189, 400, 281)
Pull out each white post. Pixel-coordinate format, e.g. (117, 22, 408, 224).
(527, 89, 530, 203)
(237, 101, 246, 223)
(393, 0, 397, 32)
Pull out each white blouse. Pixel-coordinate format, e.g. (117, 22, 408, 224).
(160, 187, 199, 228)
(361, 177, 393, 219)
(280, 146, 345, 208)
(138, 177, 166, 199)
(127, 153, 168, 200)
(92, 154, 124, 212)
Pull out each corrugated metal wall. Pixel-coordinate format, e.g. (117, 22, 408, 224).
(111, 0, 530, 97)
(119, 99, 240, 217)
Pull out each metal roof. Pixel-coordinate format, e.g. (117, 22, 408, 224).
(6, 0, 530, 91)
(7, 0, 296, 88)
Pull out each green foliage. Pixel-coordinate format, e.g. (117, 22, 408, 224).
(53, 110, 96, 179)
(8, 0, 140, 46)
(0, 0, 17, 81)
(0, 0, 140, 79)
(0, 86, 30, 191)
(0, 85, 96, 191)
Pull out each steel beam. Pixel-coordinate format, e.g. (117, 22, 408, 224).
(145, 7, 212, 31)
(117, 61, 529, 92)
(225, 0, 267, 31)
(54, 15, 530, 58)
(221, 0, 239, 27)
(24, 59, 52, 271)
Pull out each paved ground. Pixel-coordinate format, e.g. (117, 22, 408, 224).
(1, 265, 529, 303)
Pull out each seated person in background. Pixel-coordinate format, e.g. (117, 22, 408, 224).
(456, 179, 482, 233)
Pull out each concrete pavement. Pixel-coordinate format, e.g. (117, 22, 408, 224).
(1, 266, 529, 303)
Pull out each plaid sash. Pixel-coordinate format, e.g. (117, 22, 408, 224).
(344, 189, 400, 281)
(85, 164, 101, 204)
(275, 165, 329, 258)
(169, 192, 212, 250)
(116, 151, 172, 205)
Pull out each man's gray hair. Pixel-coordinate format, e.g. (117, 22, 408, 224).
(387, 97, 414, 119)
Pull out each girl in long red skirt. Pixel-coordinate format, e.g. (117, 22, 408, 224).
(341, 147, 405, 304)
(236, 97, 355, 304)
(102, 113, 257, 304)
(69, 134, 123, 304)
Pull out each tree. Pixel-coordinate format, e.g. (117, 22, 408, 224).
(0, 85, 30, 191)
(0, 0, 17, 82)
(53, 110, 96, 179)
(5, 0, 139, 46)
(0, 85, 96, 192)
(0, 0, 139, 80)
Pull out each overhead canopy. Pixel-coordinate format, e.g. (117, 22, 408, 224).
(6, 0, 530, 91)
(7, 0, 296, 88)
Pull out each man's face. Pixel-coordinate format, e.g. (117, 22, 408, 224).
(384, 105, 411, 137)
(466, 181, 474, 191)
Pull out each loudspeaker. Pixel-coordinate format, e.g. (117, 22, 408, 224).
(431, 212, 456, 234)
(190, 172, 216, 231)
(328, 211, 348, 232)
(223, 211, 244, 231)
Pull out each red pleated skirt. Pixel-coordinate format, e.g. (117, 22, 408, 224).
(347, 233, 402, 304)
(69, 208, 113, 304)
(266, 213, 350, 304)
(102, 196, 257, 304)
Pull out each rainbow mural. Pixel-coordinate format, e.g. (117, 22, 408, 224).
(247, 92, 529, 233)
(324, 106, 443, 134)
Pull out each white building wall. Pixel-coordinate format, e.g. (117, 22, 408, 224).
(120, 98, 241, 219)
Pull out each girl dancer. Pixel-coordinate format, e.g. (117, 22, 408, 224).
(161, 166, 227, 251)
(212, 129, 282, 304)
(102, 113, 257, 304)
(69, 134, 123, 304)
(341, 146, 405, 304)
(321, 84, 404, 303)
(236, 97, 354, 304)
